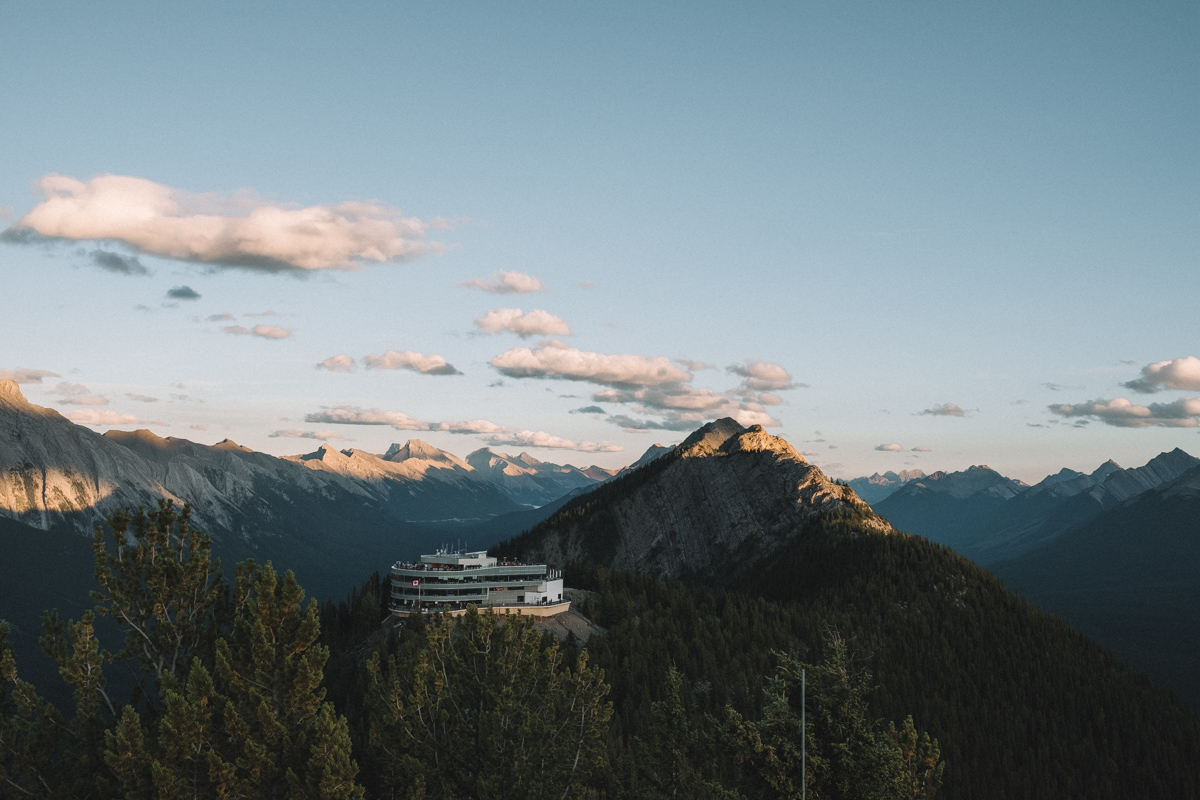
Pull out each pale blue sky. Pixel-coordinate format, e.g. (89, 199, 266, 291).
(3, 1, 1197, 481)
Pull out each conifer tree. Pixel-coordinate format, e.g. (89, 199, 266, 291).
(726, 634, 943, 800)
(367, 606, 612, 800)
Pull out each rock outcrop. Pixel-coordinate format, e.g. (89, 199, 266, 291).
(501, 419, 889, 580)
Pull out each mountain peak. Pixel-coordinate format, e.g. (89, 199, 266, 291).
(720, 425, 806, 463)
(679, 417, 746, 457)
(212, 438, 253, 453)
(0, 380, 27, 404)
(385, 439, 454, 463)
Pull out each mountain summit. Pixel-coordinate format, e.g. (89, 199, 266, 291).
(495, 418, 886, 579)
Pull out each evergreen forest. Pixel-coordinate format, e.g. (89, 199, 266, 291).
(3, 502, 1200, 798)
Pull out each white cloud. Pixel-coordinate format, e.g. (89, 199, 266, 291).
(207, 312, 236, 322)
(66, 409, 139, 426)
(316, 354, 357, 372)
(458, 270, 545, 294)
(305, 406, 429, 430)
(727, 361, 801, 392)
(0, 368, 60, 384)
(429, 419, 507, 434)
(269, 429, 348, 440)
(595, 386, 782, 430)
(875, 443, 904, 451)
(475, 308, 572, 338)
(919, 403, 965, 417)
(223, 324, 292, 339)
(481, 430, 622, 453)
(363, 350, 461, 375)
(1123, 356, 1200, 393)
(1049, 397, 1200, 428)
(126, 394, 159, 403)
(911, 446, 932, 452)
(53, 381, 108, 406)
(491, 340, 691, 387)
(5, 173, 431, 271)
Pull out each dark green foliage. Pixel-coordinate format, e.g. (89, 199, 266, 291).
(567, 531, 1200, 800)
(365, 607, 613, 800)
(0, 502, 364, 799)
(725, 638, 943, 800)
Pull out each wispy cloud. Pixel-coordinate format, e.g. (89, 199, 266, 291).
(1122, 356, 1200, 393)
(66, 409, 139, 426)
(727, 361, 801, 392)
(269, 429, 349, 440)
(90, 249, 149, 275)
(458, 270, 545, 294)
(207, 312, 235, 322)
(305, 406, 428, 430)
(53, 381, 108, 406)
(126, 394, 159, 402)
(480, 430, 621, 453)
(166, 285, 201, 301)
(4, 173, 432, 271)
(0, 368, 60, 384)
(316, 354, 357, 372)
(919, 403, 965, 417)
(475, 308, 572, 338)
(429, 419, 507, 434)
(570, 405, 606, 415)
(1049, 397, 1200, 428)
(223, 324, 292, 339)
(875, 443, 904, 451)
(491, 340, 691, 387)
(911, 446, 931, 452)
(363, 350, 461, 375)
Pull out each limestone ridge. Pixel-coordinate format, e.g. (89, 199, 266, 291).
(496, 418, 889, 580)
(464, 447, 616, 507)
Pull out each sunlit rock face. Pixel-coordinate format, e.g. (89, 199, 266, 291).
(0, 380, 171, 529)
(464, 447, 615, 507)
(0, 381, 522, 534)
(510, 418, 891, 580)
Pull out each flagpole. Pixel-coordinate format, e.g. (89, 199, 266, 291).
(802, 667, 806, 800)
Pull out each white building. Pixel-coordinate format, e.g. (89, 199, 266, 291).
(389, 549, 569, 617)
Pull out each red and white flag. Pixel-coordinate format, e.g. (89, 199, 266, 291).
(411, 580, 420, 586)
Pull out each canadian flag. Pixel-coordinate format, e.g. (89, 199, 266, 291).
(411, 580, 420, 586)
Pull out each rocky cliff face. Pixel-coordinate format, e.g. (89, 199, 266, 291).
(0, 381, 522, 534)
(499, 418, 890, 580)
(464, 447, 613, 506)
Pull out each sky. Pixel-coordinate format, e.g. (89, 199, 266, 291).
(2, 1, 1197, 482)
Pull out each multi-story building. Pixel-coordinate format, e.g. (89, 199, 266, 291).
(389, 549, 569, 617)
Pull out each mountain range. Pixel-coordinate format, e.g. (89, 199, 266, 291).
(871, 448, 1199, 564)
(0, 378, 639, 688)
(493, 417, 1200, 798)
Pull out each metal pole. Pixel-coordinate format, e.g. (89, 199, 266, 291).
(802, 667, 806, 800)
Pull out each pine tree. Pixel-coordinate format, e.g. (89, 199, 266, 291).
(725, 634, 943, 800)
(367, 606, 612, 800)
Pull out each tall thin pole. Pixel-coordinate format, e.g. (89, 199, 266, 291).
(802, 667, 806, 800)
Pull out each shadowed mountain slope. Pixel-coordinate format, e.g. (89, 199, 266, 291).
(993, 463, 1200, 708)
(875, 448, 1199, 563)
(494, 418, 1200, 799)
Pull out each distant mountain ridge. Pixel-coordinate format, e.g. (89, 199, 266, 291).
(993, 462, 1200, 708)
(846, 469, 925, 503)
(874, 448, 1199, 563)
